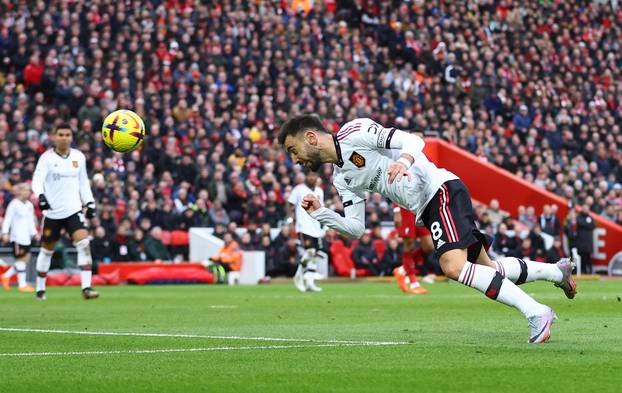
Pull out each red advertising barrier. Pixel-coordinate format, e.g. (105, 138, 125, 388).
(98, 262, 206, 281)
(423, 138, 622, 269)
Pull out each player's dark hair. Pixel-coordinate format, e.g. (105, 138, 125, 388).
(54, 123, 72, 133)
(278, 114, 328, 146)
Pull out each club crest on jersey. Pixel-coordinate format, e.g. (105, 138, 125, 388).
(72, 161, 78, 168)
(349, 152, 365, 168)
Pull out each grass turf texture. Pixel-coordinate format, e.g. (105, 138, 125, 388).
(0, 281, 621, 392)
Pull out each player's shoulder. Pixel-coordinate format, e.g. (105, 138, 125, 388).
(70, 148, 86, 159)
(39, 149, 54, 160)
(335, 118, 392, 149)
(335, 118, 374, 141)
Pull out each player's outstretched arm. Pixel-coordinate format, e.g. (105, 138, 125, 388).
(302, 194, 366, 239)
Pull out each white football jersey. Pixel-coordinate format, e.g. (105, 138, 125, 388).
(32, 148, 95, 220)
(288, 183, 325, 238)
(311, 118, 458, 238)
(1, 198, 37, 245)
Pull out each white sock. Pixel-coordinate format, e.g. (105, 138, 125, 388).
(410, 281, 421, 288)
(495, 257, 563, 284)
(14, 261, 27, 288)
(80, 269, 92, 290)
(459, 261, 546, 318)
(2, 266, 15, 278)
(36, 248, 53, 292)
(304, 272, 315, 288)
(75, 239, 94, 289)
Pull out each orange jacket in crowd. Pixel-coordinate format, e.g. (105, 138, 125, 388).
(212, 240, 242, 271)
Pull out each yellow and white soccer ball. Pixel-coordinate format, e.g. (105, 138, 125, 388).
(101, 109, 146, 153)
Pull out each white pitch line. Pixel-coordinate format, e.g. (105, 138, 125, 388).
(0, 342, 404, 358)
(0, 327, 409, 346)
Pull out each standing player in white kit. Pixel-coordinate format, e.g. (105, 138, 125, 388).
(288, 170, 325, 292)
(1, 183, 37, 292)
(279, 114, 576, 344)
(32, 124, 99, 300)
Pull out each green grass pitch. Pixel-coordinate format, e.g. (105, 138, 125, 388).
(1, 280, 621, 392)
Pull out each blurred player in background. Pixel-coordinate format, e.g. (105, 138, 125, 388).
(287, 170, 325, 292)
(1, 183, 37, 292)
(391, 207, 430, 295)
(32, 124, 99, 301)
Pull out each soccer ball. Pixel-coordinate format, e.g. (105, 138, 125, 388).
(101, 109, 146, 153)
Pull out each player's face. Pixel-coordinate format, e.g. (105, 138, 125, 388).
(54, 128, 73, 150)
(305, 173, 318, 188)
(20, 185, 31, 200)
(284, 133, 323, 171)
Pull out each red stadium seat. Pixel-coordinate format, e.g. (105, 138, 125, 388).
(330, 239, 346, 253)
(373, 239, 386, 260)
(331, 253, 351, 277)
(169, 230, 189, 246)
(330, 242, 372, 278)
(160, 230, 172, 246)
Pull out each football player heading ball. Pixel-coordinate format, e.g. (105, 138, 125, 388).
(279, 114, 576, 344)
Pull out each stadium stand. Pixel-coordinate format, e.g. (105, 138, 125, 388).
(0, 1, 620, 275)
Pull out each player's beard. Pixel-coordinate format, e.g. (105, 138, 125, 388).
(305, 148, 322, 172)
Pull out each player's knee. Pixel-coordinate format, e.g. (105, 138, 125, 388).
(74, 238, 90, 250)
(439, 253, 466, 280)
(441, 263, 462, 280)
(74, 238, 93, 266)
(41, 242, 56, 252)
(17, 254, 30, 263)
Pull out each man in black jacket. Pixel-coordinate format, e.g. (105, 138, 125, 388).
(352, 233, 381, 276)
(539, 204, 561, 236)
(528, 224, 547, 260)
(546, 237, 566, 264)
(381, 238, 403, 275)
(575, 205, 596, 274)
(91, 226, 113, 269)
(493, 223, 520, 258)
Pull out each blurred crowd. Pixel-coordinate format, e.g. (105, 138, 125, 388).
(0, 1, 621, 271)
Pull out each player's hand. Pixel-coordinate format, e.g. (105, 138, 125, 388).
(301, 194, 321, 214)
(387, 161, 413, 184)
(38, 194, 50, 210)
(85, 202, 97, 219)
